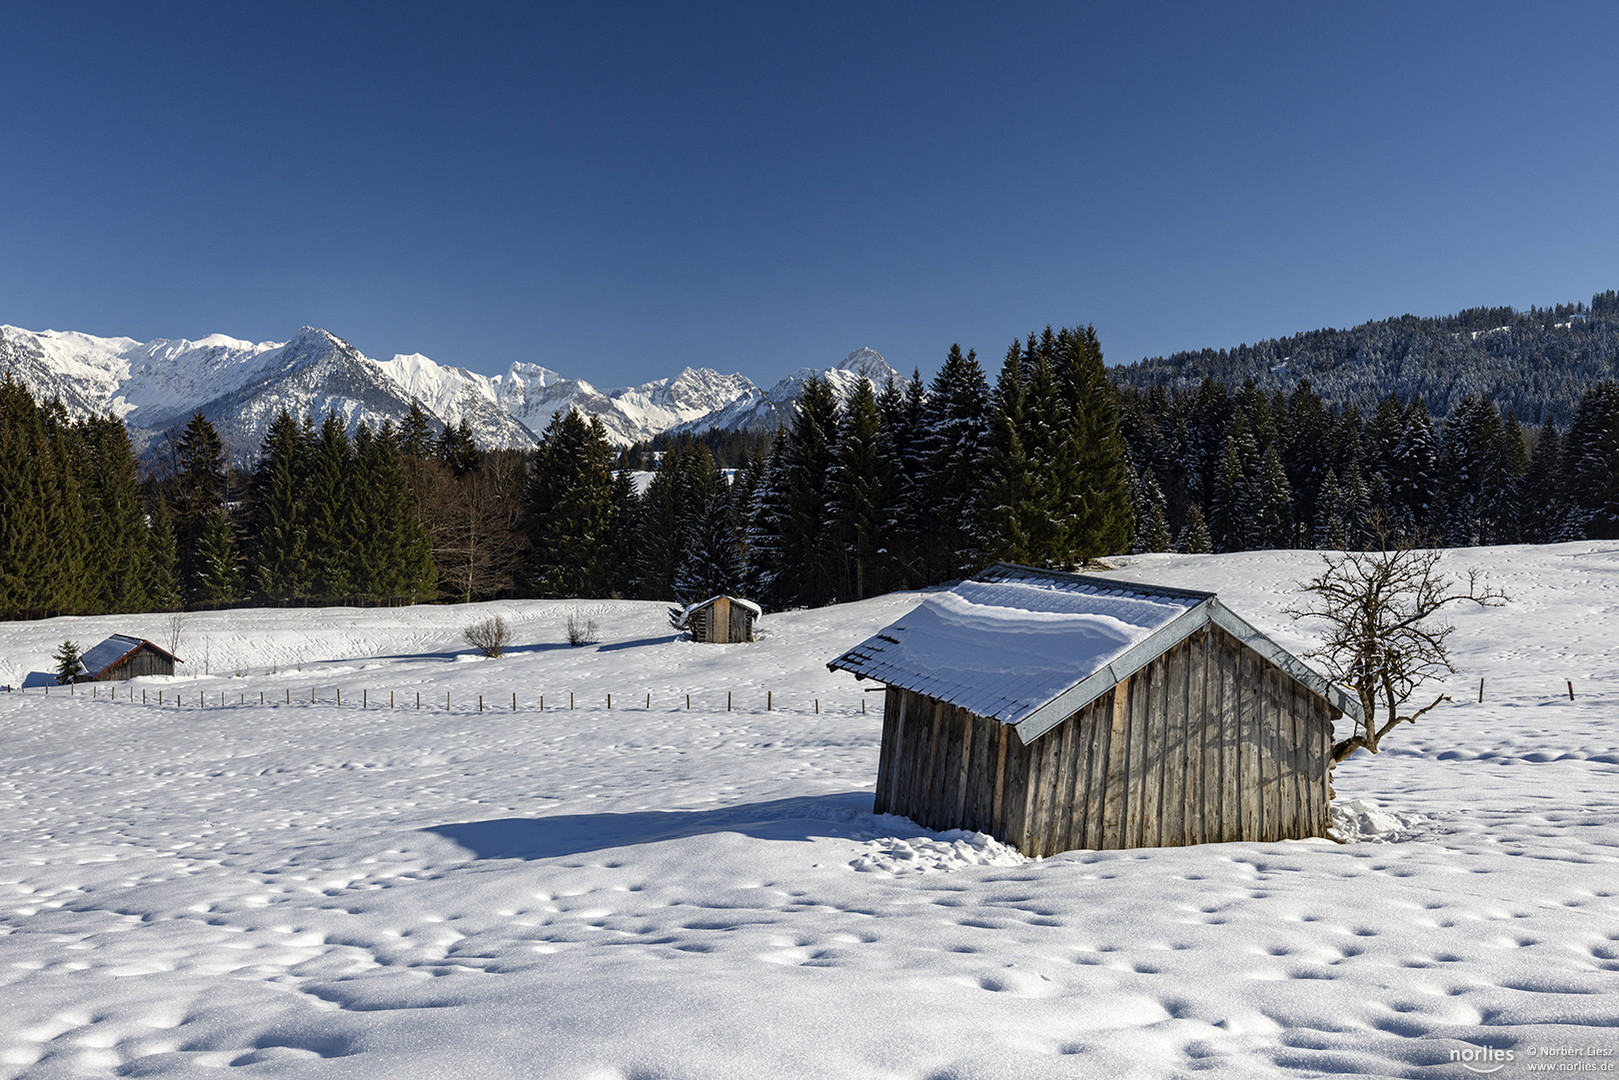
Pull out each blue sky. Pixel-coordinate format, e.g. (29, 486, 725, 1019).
(4, 3, 1617, 387)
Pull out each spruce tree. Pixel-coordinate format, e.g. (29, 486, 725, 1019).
(173, 412, 230, 606)
(192, 507, 243, 606)
(525, 409, 618, 598)
(1176, 503, 1214, 554)
(304, 413, 355, 602)
(778, 378, 842, 605)
(919, 345, 991, 580)
(828, 377, 899, 600)
(249, 410, 311, 603)
(744, 429, 793, 609)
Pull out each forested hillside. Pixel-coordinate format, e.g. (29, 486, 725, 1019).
(1112, 290, 1619, 427)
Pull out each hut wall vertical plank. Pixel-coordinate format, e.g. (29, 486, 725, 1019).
(1276, 674, 1298, 840)
(874, 687, 900, 814)
(990, 722, 1011, 838)
(1199, 631, 1222, 842)
(1125, 670, 1149, 848)
(1259, 660, 1282, 842)
(893, 692, 921, 820)
(953, 709, 977, 827)
(1216, 636, 1240, 842)
(1049, 710, 1081, 854)
(1082, 700, 1110, 850)
(1061, 706, 1097, 854)
(934, 705, 964, 833)
(1160, 641, 1188, 846)
(911, 696, 945, 825)
(1290, 681, 1309, 839)
(1185, 636, 1207, 846)
(1101, 681, 1131, 848)
(1237, 638, 1261, 841)
(1003, 731, 1034, 855)
(1035, 722, 1068, 855)
(1139, 660, 1164, 848)
(964, 712, 992, 833)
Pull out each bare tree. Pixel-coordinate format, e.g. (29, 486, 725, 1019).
(463, 615, 511, 658)
(1291, 544, 1506, 764)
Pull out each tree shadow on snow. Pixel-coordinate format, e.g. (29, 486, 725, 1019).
(425, 791, 876, 859)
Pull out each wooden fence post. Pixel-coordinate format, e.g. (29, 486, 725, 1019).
(337, 689, 342, 706)
(1478, 678, 1484, 703)
(727, 691, 731, 712)
(512, 692, 516, 712)
(1569, 680, 1575, 701)
(607, 693, 612, 710)
(479, 695, 483, 712)
(767, 690, 772, 711)
(686, 693, 690, 709)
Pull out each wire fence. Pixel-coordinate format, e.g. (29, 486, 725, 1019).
(9, 681, 877, 716)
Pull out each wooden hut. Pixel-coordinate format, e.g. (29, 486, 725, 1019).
(676, 596, 760, 644)
(828, 564, 1362, 856)
(77, 635, 181, 681)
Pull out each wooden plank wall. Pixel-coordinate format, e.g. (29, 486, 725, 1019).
(872, 625, 1336, 855)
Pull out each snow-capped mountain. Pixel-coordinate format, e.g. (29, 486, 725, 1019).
(669, 347, 906, 437)
(0, 324, 904, 459)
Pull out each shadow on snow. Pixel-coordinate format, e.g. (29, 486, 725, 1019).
(425, 791, 877, 860)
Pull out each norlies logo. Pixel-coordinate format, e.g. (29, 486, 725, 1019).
(1451, 1047, 1514, 1074)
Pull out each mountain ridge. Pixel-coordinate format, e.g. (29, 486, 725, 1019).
(0, 324, 904, 460)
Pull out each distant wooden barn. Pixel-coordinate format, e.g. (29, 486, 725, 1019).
(828, 564, 1362, 856)
(676, 596, 760, 644)
(77, 635, 181, 681)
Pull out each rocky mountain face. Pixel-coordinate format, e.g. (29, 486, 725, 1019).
(0, 324, 904, 460)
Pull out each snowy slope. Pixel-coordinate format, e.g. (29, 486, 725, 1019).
(1, 543, 1615, 1077)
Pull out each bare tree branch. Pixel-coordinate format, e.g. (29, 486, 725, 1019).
(1291, 542, 1506, 765)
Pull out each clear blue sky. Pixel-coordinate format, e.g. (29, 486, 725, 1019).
(4, 2, 1617, 387)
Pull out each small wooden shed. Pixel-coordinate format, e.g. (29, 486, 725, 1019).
(676, 595, 760, 644)
(828, 564, 1362, 856)
(78, 635, 181, 681)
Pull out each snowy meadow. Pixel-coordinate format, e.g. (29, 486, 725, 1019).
(1, 545, 1617, 1079)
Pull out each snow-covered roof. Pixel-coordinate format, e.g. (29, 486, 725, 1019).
(675, 595, 762, 629)
(78, 635, 178, 677)
(829, 563, 1361, 741)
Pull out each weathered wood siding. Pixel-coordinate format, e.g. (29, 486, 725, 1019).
(873, 625, 1336, 855)
(90, 648, 176, 681)
(688, 598, 757, 644)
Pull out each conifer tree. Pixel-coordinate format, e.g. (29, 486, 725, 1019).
(304, 413, 355, 601)
(1519, 420, 1565, 544)
(1176, 503, 1213, 554)
(0, 378, 56, 616)
(53, 640, 83, 685)
(778, 378, 842, 605)
(173, 412, 230, 606)
(827, 377, 899, 600)
(192, 507, 243, 606)
(674, 483, 745, 605)
(249, 410, 310, 602)
(143, 492, 181, 611)
(525, 410, 618, 598)
(982, 340, 1037, 564)
(79, 416, 149, 613)
(919, 345, 991, 579)
(744, 429, 793, 609)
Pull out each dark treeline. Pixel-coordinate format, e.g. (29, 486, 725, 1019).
(1113, 291, 1619, 428)
(1116, 375, 1619, 553)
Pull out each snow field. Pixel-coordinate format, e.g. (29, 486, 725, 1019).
(0, 545, 1617, 1078)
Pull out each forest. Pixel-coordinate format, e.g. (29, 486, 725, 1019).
(5, 312, 1619, 622)
(1112, 290, 1619, 428)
